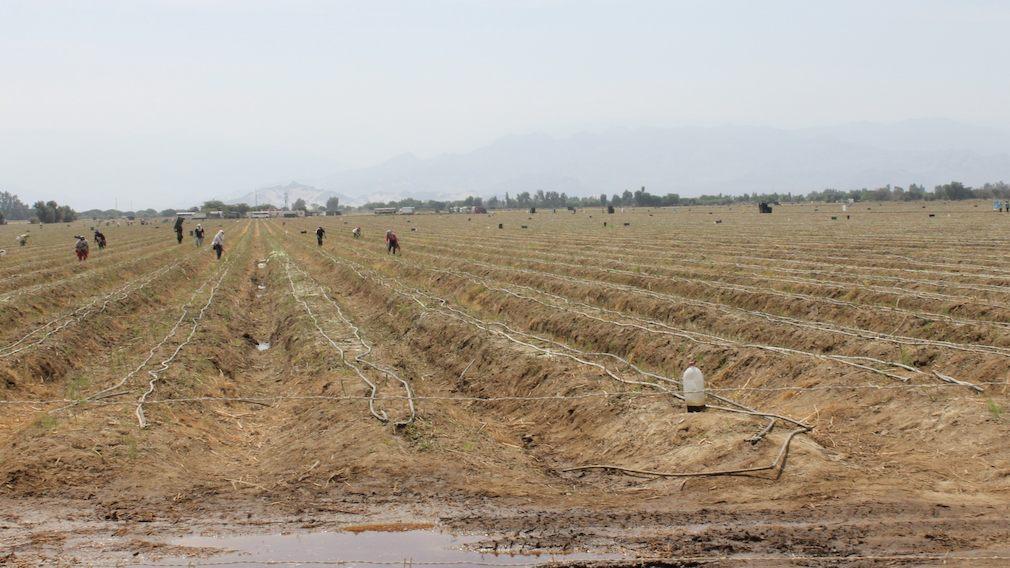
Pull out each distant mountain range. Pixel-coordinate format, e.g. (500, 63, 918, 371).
(224, 182, 352, 209)
(231, 119, 1010, 205)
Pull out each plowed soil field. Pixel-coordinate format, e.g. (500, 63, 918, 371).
(2, 202, 1009, 566)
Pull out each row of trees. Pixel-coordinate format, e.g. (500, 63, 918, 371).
(1, 191, 78, 223)
(32, 200, 78, 223)
(8, 180, 1008, 223)
(363, 180, 1010, 211)
(0, 191, 32, 221)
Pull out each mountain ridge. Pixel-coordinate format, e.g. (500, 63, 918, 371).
(235, 120, 1010, 205)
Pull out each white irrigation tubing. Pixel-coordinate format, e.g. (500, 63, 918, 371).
(401, 239, 1010, 331)
(314, 246, 704, 403)
(0, 241, 179, 304)
(468, 230, 1010, 284)
(135, 265, 231, 428)
(342, 248, 944, 387)
(0, 262, 181, 360)
(411, 238, 1010, 345)
(4, 379, 1008, 407)
(418, 231, 1010, 299)
(54, 264, 231, 413)
(414, 225, 1010, 281)
(475, 226, 1010, 282)
(471, 221, 1010, 268)
(562, 426, 809, 478)
(284, 254, 415, 423)
(311, 246, 809, 429)
(285, 258, 416, 427)
(415, 294, 809, 429)
(0, 234, 166, 288)
(422, 245, 1008, 366)
(282, 239, 808, 480)
(426, 261, 1010, 362)
(282, 256, 393, 425)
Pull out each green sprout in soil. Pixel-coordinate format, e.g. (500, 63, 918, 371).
(986, 399, 1004, 421)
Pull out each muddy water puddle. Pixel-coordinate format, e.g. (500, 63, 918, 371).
(152, 528, 621, 567)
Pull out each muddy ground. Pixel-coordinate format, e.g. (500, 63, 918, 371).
(1, 204, 1009, 566)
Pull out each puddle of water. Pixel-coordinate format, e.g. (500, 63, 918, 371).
(154, 529, 621, 567)
(256, 342, 271, 351)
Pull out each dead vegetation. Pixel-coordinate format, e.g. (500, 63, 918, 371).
(1, 203, 1009, 565)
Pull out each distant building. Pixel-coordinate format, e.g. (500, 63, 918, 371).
(373, 207, 397, 215)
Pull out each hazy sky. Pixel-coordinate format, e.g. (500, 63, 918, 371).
(3, 0, 1010, 210)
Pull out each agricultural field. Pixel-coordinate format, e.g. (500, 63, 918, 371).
(2, 201, 1010, 566)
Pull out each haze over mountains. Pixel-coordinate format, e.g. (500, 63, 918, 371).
(226, 119, 1010, 206)
(225, 182, 351, 210)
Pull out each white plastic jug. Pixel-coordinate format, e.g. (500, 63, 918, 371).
(682, 366, 706, 411)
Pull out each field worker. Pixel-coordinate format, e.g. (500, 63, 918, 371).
(94, 229, 107, 250)
(384, 229, 400, 255)
(194, 224, 205, 247)
(315, 226, 326, 246)
(74, 236, 89, 261)
(174, 216, 185, 244)
(211, 229, 225, 260)
(16, 234, 28, 247)
(352, 226, 361, 239)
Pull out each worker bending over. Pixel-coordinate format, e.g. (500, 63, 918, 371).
(385, 229, 400, 255)
(315, 226, 326, 246)
(211, 229, 225, 260)
(74, 236, 89, 261)
(174, 217, 185, 244)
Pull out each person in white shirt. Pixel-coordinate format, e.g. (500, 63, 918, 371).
(211, 230, 224, 260)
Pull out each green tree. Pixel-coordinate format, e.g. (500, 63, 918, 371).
(325, 197, 340, 210)
(0, 191, 31, 220)
(33, 200, 77, 223)
(292, 198, 307, 211)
